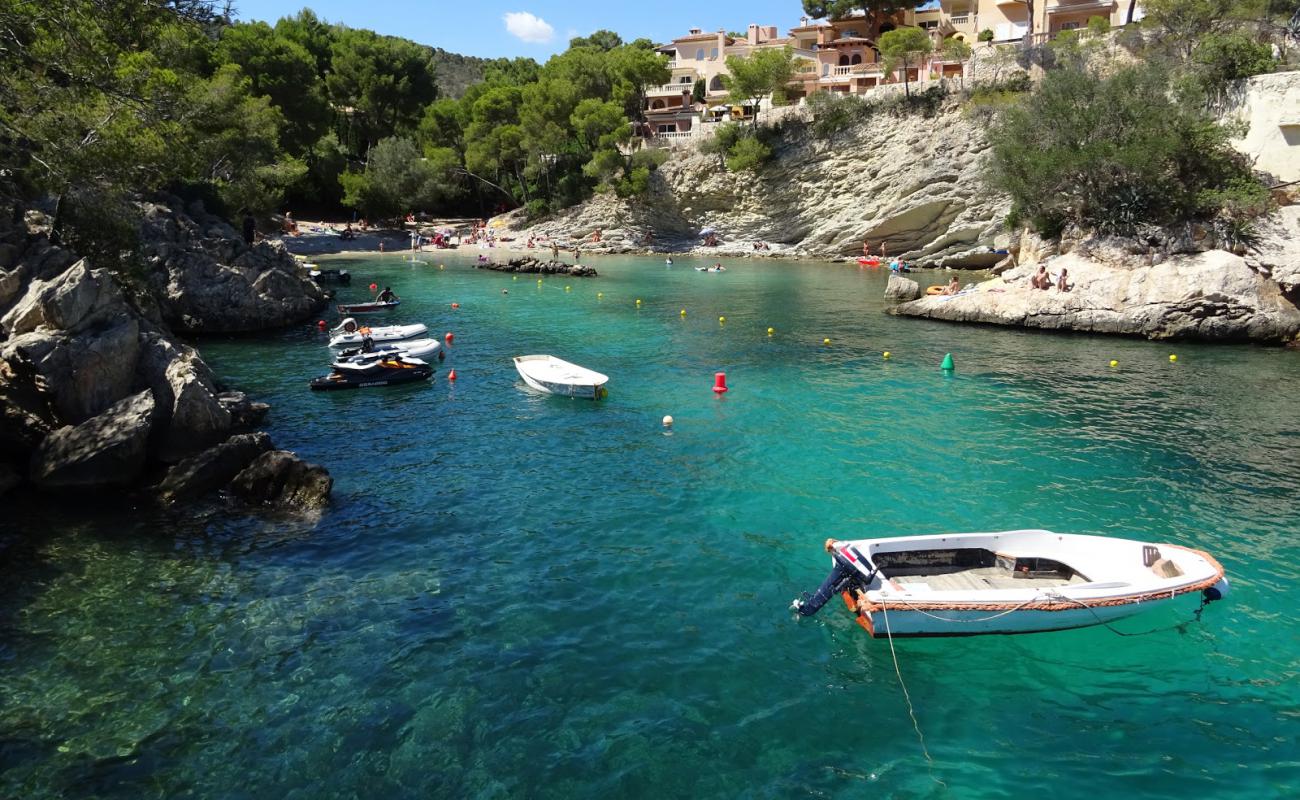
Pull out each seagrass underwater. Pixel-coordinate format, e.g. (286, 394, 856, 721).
(1, 253, 1296, 799)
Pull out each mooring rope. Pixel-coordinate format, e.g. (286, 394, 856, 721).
(880, 600, 947, 792)
(1042, 590, 1210, 637)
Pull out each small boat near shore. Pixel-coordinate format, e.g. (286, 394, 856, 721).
(310, 355, 432, 390)
(337, 299, 400, 314)
(793, 529, 1228, 637)
(328, 318, 428, 348)
(513, 355, 609, 399)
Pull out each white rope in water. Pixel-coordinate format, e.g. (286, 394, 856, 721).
(880, 600, 947, 791)
(879, 595, 1043, 623)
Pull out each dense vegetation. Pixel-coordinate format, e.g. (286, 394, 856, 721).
(983, 0, 1290, 241)
(0, 0, 672, 259)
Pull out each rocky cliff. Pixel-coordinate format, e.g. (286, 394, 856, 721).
(502, 100, 1010, 267)
(0, 201, 331, 505)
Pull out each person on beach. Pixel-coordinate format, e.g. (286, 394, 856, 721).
(942, 276, 960, 295)
(377, 286, 398, 302)
(340, 223, 355, 241)
(573, 245, 582, 262)
(282, 212, 298, 235)
(1031, 265, 1051, 290)
(591, 228, 601, 243)
(551, 242, 560, 260)
(863, 239, 871, 257)
(1056, 268, 1071, 292)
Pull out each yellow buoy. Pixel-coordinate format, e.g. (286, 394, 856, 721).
(680, 309, 687, 316)
(823, 338, 831, 345)
(565, 285, 571, 292)
(1109, 359, 1119, 368)
(883, 351, 891, 359)
(1169, 354, 1178, 362)
(597, 292, 603, 298)
(512, 276, 517, 281)
(767, 327, 774, 336)
(439, 264, 445, 270)
(636, 298, 642, 305)
(537, 279, 542, 284)
(719, 316, 726, 323)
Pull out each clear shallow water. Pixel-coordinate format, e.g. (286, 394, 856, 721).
(3, 253, 1298, 799)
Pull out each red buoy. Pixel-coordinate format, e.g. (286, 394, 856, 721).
(444, 332, 454, 344)
(451, 302, 460, 309)
(448, 369, 457, 381)
(316, 320, 326, 330)
(713, 372, 728, 394)
(369, 283, 377, 292)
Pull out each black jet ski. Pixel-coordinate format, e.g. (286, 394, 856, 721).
(309, 355, 433, 391)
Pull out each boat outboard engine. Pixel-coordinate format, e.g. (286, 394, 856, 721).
(340, 317, 358, 333)
(792, 542, 877, 618)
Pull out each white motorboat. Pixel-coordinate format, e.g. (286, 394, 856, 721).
(513, 355, 609, 399)
(794, 529, 1228, 637)
(328, 317, 428, 348)
(334, 337, 442, 366)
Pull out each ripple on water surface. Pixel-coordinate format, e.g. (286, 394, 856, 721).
(2, 254, 1298, 799)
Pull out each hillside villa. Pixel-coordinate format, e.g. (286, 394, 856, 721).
(644, 0, 1146, 138)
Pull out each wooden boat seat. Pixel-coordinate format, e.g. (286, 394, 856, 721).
(894, 566, 1085, 592)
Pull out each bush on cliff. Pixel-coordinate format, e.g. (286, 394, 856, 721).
(987, 62, 1269, 240)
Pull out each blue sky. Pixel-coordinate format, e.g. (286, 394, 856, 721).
(234, 0, 832, 59)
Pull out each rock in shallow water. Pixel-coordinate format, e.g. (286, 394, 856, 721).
(29, 390, 155, 490)
(884, 273, 920, 301)
(154, 432, 272, 503)
(228, 450, 332, 509)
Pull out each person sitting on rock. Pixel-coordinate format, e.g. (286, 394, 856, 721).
(376, 286, 397, 302)
(1056, 268, 1071, 292)
(1031, 265, 1051, 290)
(340, 223, 355, 241)
(942, 276, 961, 295)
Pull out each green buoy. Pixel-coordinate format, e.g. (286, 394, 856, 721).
(941, 353, 954, 371)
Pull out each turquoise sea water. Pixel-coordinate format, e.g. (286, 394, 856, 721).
(3, 253, 1298, 799)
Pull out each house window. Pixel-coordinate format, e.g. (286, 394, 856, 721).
(710, 47, 718, 59)
(1060, 21, 1081, 30)
(695, 48, 704, 60)
(838, 54, 849, 66)
(919, 21, 938, 30)
(709, 75, 724, 92)
(851, 53, 862, 65)
(658, 124, 676, 133)
(679, 76, 692, 83)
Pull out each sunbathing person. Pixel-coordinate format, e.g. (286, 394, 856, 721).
(1031, 265, 1051, 290)
(942, 276, 960, 295)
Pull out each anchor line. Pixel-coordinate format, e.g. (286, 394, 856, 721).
(879, 599, 947, 792)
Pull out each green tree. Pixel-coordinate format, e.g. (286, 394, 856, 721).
(1191, 31, 1277, 100)
(879, 28, 933, 98)
(568, 29, 623, 51)
(339, 136, 448, 218)
(801, 0, 912, 36)
(722, 46, 796, 124)
(939, 36, 973, 87)
(986, 62, 1268, 237)
(273, 9, 336, 77)
(216, 22, 330, 153)
(608, 45, 672, 124)
(1144, 0, 1237, 58)
(327, 28, 438, 154)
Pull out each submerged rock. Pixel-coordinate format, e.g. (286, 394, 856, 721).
(475, 258, 597, 277)
(229, 450, 332, 509)
(216, 391, 271, 428)
(891, 249, 1300, 343)
(30, 390, 155, 489)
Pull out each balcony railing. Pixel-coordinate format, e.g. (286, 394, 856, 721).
(949, 14, 970, 24)
(648, 83, 693, 96)
(665, 60, 678, 69)
(827, 64, 883, 77)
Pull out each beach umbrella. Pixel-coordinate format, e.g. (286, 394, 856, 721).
(699, 227, 715, 236)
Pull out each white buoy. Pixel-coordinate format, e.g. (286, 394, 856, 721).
(662, 415, 674, 428)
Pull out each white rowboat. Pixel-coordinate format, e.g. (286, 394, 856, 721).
(794, 529, 1228, 637)
(513, 355, 609, 399)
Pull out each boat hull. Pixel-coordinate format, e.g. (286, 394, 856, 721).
(337, 300, 400, 314)
(328, 324, 428, 348)
(513, 356, 608, 400)
(309, 364, 432, 390)
(800, 530, 1228, 638)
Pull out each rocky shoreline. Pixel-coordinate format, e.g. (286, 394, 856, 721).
(0, 200, 332, 508)
(474, 257, 598, 277)
(888, 236, 1300, 344)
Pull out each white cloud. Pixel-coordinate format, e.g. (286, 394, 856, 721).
(503, 11, 555, 44)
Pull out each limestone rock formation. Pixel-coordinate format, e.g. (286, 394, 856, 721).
(892, 248, 1300, 342)
(1248, 206, 1300, 294)
(475, 257, 597, 276)
(229, 450, 333, 509)
(140, 201, 328, 333)
(885, 273, 921, 301)
(154, 432, 272, 503)
(30, 390, 155, 489)
(0, 203, 331, 504)
(500, 100, 1011, 266)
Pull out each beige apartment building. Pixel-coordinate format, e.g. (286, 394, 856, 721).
(645, 2, 1143, 136)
